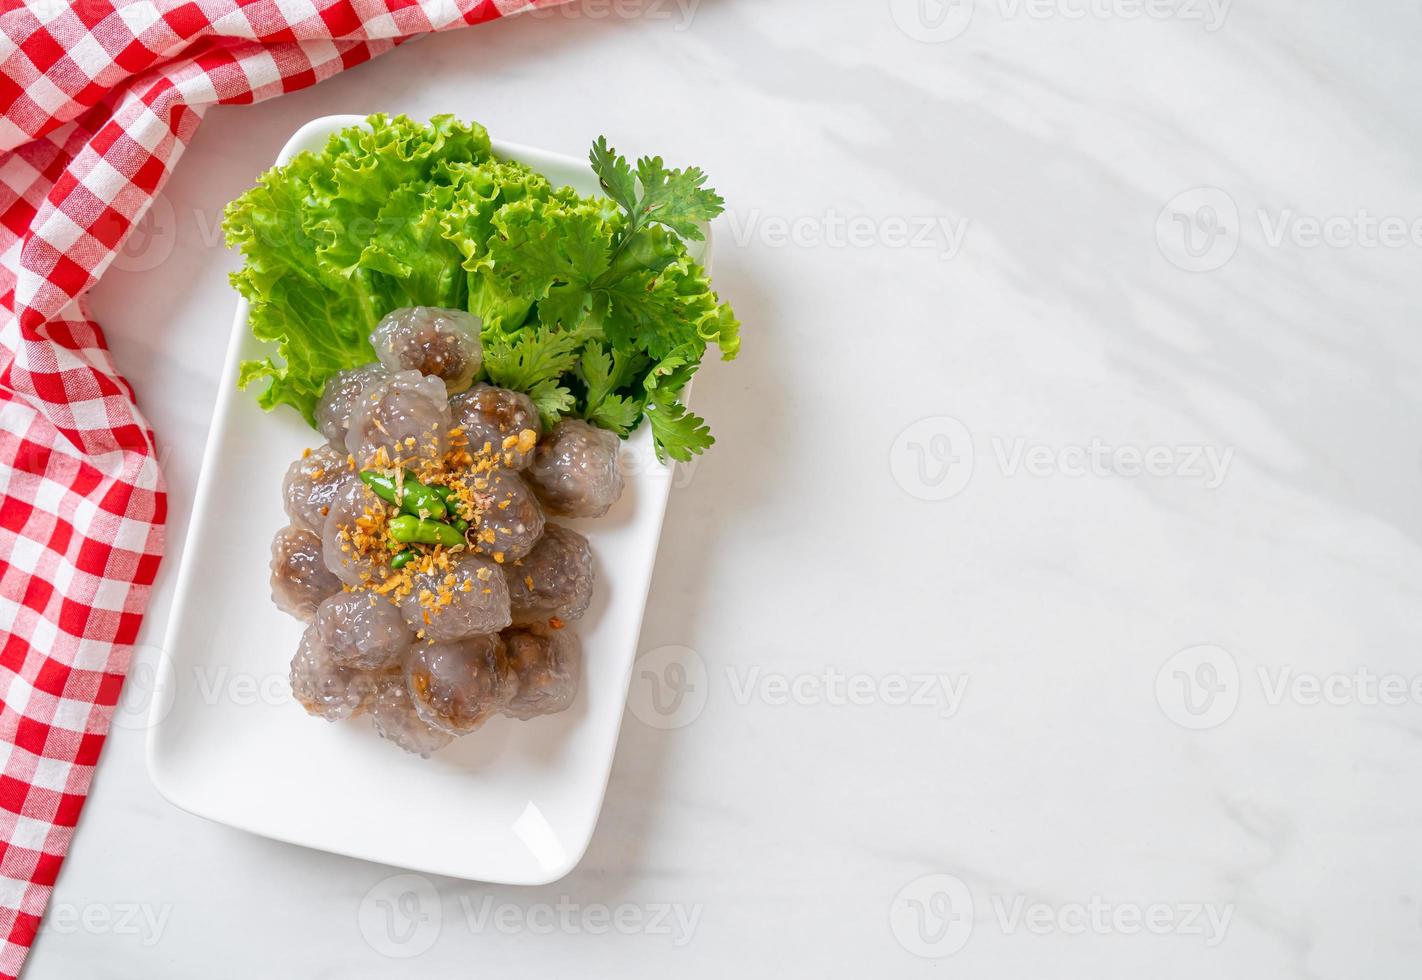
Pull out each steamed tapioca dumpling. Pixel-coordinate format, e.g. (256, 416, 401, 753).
(400, 552, 511, 641)
(455, 468, 544, 562)
(290, 624, 378, 722)
(501, 626, 581, 721)
(322, 481, 392, 587)
(269, 526, 341, 622)
(315, 591, 412, 671)
(406, 633, 513, 735)
(370, 671, 454, 757)
(346, 370, 452, 465)
(282, 443, 355, 533)
(315, 363, 387, 451)
(505, 523, 594, 626)
(449, 383, 539, 470)
(370, 307, 483, 394)
(525, 419, 625, 518)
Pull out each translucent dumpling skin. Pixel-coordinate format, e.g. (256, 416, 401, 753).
(290, 625, 377, 721)
(346, 370, 452, 465)
(463, 469, 545, 562)
(370, 671, 454, 757)
(406, 633, 512, 734)
(505, 524, 594, 626)
(449, 383, 539, 470)
(322, 482, 391, 587)
(525, 419, 625, 518)
(315, 591, 412, 670)
(316, 364, 388, 451)
(270, 525, 342, 622)
(282, 443, 355, 534)
(502, 626, 581, 720)
(370, 307, 483, 394)
(400, 552, 511, 641)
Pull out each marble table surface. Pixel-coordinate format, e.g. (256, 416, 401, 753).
(24, 1, 1422, 976)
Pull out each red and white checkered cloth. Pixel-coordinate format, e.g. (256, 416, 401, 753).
(0, 2, 562, 975)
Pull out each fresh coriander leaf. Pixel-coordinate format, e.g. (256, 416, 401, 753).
(644, 387, 713, 463)
(589, 136, 638, 216)
(587, 394, 643, 435)
(633, 155, 724, 242)
(578, 343, 647, 435)
(593, 138, 723, 245)
(526, 378, 577, 429)
(482, 326, 582, 393)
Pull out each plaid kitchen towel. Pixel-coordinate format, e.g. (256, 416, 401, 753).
(0, 2, 561, 975)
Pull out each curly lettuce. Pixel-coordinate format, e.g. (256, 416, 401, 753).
(224, 113, 738, 461)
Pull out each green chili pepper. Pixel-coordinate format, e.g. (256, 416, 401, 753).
(430, 483, 453, 503)
(387, 515, 465, 548)
(452, 518, 470, 534)
(359, 470, 447, 520)
(390, 548, 417, 570)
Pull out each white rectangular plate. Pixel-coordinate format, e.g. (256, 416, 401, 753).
(146, 114, 693, 884)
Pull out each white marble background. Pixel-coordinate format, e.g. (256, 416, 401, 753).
(24, 0, 1422, 976)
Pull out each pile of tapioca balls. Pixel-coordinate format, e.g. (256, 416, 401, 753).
(267, 307, 624, 756)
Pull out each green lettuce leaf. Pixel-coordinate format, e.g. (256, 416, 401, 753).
(226, 114, 739, 459)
